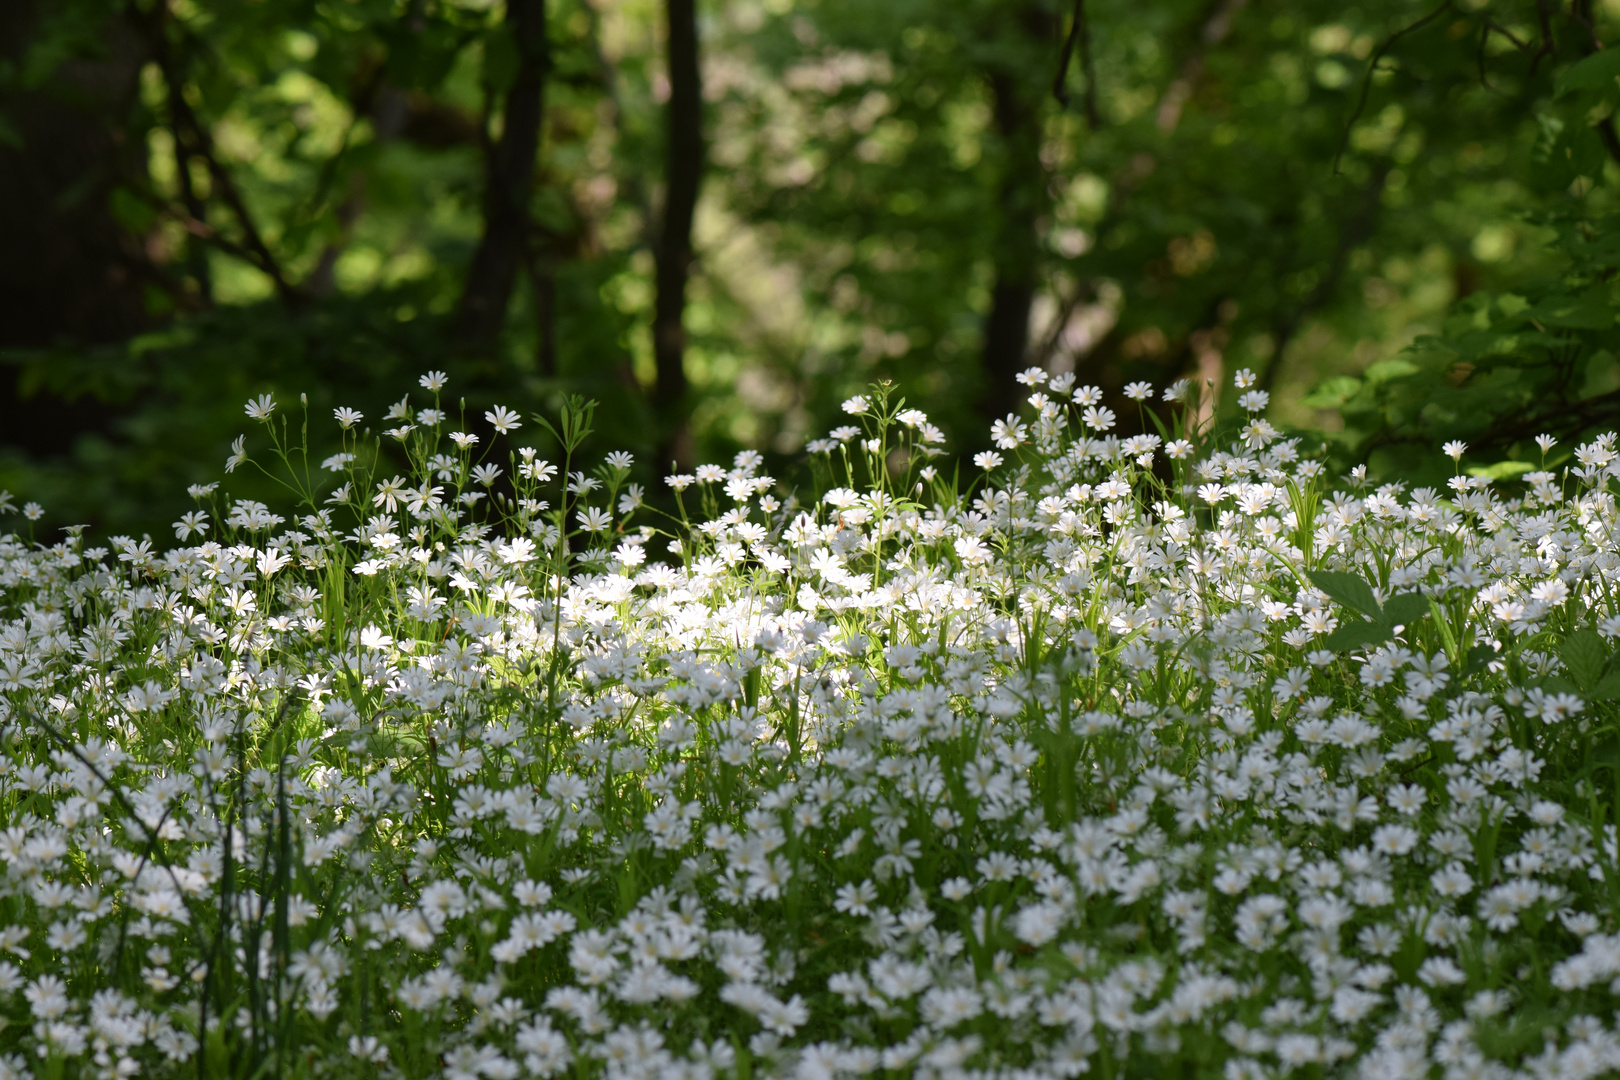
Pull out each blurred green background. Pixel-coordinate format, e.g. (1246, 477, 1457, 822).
(4, 0, 1620, 536)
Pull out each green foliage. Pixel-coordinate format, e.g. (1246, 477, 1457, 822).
(1316, 208, 1620, 482)
(5, 0, 1620, 539)
(3, 372, 1620, 1075)
(1308, 568, 1434, 652)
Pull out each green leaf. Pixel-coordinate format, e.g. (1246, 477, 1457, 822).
(1308, 570, 1382, 620)
(1465, 643, 1497, 675)
(1540, 674, 1582, 697)
(1363, 358, 1421, 384)
(1497, 293, 1530, 316)
(1429, 597, 1459, 658)
(1466, 460, 1536, 481)
(1562, 629, 1612, 692)
(1528, 286, 1616, 331)
(1300, 375, 1361, 409)
(1323, 619, 1392, 652)
(1380, 592, 1430, 629)
(1557, 49, 1620, 98)
(1591, 672, 1620, 702)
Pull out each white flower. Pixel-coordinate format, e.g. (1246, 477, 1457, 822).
(225, 434, 248, 473)
(1081, 405, 1116, 431)
(1012, 901, 1066, 946)
(485, 405, 522, 433)
(991, 416, 1027, 449)
(173, 511, 210, 541)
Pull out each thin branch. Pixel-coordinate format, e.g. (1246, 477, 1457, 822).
(1477, 23, 1506, 95)
(1053, 0, 1102, 129)
(1332, 0, 1452, 175)
(123, 183, 284, 279)
(1484, 16, 1528, 51)
(1571, 0, 1602, 52)
(138, 7, 301, 305)
(1529, 0, 1556, 76)
(1477, 385, 1620, 445)
(186, 120, 300, 306)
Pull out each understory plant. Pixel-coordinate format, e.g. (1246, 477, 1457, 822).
(3, 368, 1620, 1080)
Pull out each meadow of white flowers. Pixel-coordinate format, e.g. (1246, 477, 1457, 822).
(2, 368, 1620, 1080)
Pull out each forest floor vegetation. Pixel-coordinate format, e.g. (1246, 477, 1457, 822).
(3, 370, 1620, 1079)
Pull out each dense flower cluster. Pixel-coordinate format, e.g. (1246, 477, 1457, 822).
(2, 371, 1619, 1079)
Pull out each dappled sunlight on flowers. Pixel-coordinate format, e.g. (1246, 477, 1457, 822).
(0, 374, 1619, 1077)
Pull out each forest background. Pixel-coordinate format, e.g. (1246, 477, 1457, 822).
(4, 0, 1620, 538)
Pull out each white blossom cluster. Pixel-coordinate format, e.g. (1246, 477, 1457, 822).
(1, 370, 1620, 1080)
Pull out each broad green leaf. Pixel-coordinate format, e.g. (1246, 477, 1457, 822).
(1465, 644, 1497, 675)
(1308, 570, 1382, 620)
(1557, 49, 1620, 98)
(1590, 672, 1620, 702)
(1364, 358, 1421, 384)
(1528, 287, 1616, 331)
(1563, 629, 1612, 692)
(1380, 592, 1430, 629)
(1300, 376, 1362, 410)
(1540, 674, 1582, 697)
(1323, 619, 1391, 653)
(1466, 460, 1536, 481)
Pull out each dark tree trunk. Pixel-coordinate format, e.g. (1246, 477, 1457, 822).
(979, 62, 1047, 426)
(455, 0, 550, 350)
(653, 0, 703, 469)
(0, 0, 152, 455)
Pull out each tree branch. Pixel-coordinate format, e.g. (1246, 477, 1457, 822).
(1333, 0, 1452, 175)
(1053, 0, 1101, 129)
(124, 182, 289, 283)
(1529, 0, 1556, 76)
(136, 8, 300, 305)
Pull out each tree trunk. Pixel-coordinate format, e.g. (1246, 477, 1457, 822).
(653, 0, 703, 469)
(979, 62, 1047, 426)
(455, 0, 550, 350)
